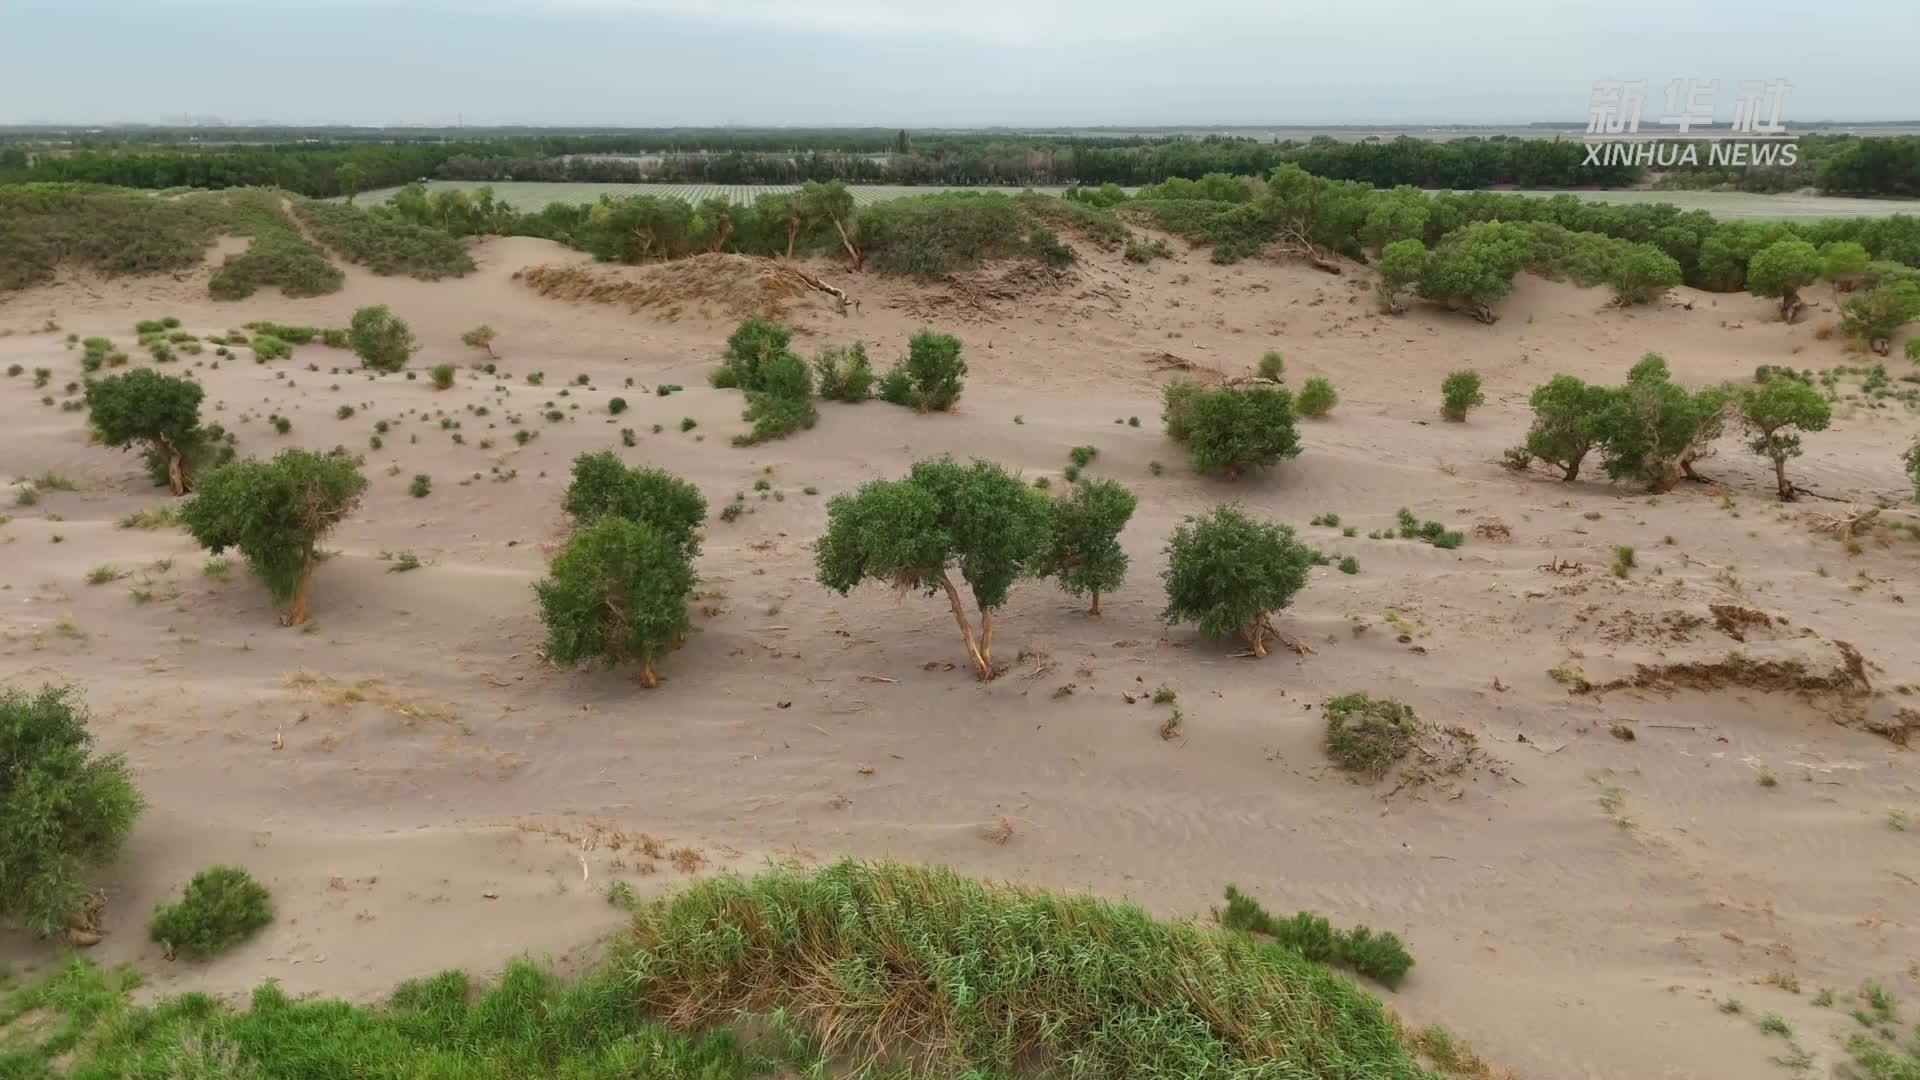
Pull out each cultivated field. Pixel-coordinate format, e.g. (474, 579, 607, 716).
(2, 218, 1918, 1079)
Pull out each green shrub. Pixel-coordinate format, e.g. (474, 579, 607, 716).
(348, 305, 416, 372)
(536, 514, 694, 688)
(858, 191, 1030, 277)
(1595, 353, 1731, 492)
(179, 449, 367, 625)
(1607, 243, 1683, 305)
(1123, 236, 1172, 262)
(1839, 280, 1920, 354)
(713, 316, 794, 392)
(1169, 385, 1302, 478)
(816, 458, 1051, 680)
(812, 342, 875, 402)
(462, 324, 497, 355)
(735, 353, 817, 445)
(1068, 445, 1098, 468)
(1257, 351, 1284, 381)
(1747, 238, 1822, 321)
(880, 330, 966, 412)
(1323, 693, 1420, 777)
(1439, 369, 1484, 422)
(251, 334, 292, 362)
(1395, 507, 1465, 549)
(1521, 374, 1613, 481)
(1416, 220, 1533, 322)
(1028, 224, 1076, 268)
(0, 686, 144, 937)
(1039, 478, 1137, 615)
(1161, 504, 1314, 658)
(148, 865, 273, 958)
(1338, 555, 1359, 574)
(410, 474, 432, 498)
(289, 198, 475, 281)
(1295, 376, 1338, 418)
(429, 363, 455, 390)
(1375, 238, 1428, 313)
(83, 369, 208, 495)
(1219, 884, 1415, 987)
(609, 396, 628, 415)
(561, 451, 707, 557)
(1739, 376, 1832, 499)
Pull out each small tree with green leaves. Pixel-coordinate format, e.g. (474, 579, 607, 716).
(561, 451, 706, 558)
(1375, 238, 1427, 315)
(1172, 385, 1302, 478)
(536, 515, 694, 689)
(348, 305, 416, 372)
(461, 324, 498, 358)
(878, 330, 966, 412)
(1746, 239, 1822, 323)
(1439, 370, 1484, 422)
(148, 865, 273, 958)
(1739, 376, 1832, 499)
(1416, 221, 1534, 323)
(1595, 354, 1731, 493)
(1040, 479, 1137, 616)
(1840, 280, 1920, 356)
(711, 316, 795, 391)
(815, 458, 1051, 680)
(1521, 374, 1613, 481)
(0, 685, 144, 937)
(1161, 504, 1314, 659)
(737, 352, 818, 445)
(84, 368, 205, 494)
(1819, 240, 1871, 293)
(179, 450, 367, 625)
(1295, 377, 1338, 419)
(1607, 244, 1683, 306)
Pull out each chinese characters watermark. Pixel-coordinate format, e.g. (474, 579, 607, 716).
(1583, 78, 1797, 167)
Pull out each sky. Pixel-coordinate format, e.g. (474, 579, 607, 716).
(3, 0, 1917, 127)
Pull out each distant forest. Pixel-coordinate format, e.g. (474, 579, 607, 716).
(2, 128, 1916, 199)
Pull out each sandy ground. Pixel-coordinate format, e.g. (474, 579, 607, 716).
(2, 230, 1918, 1080)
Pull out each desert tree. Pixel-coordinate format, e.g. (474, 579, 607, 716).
(179, 450, 367, 626)
(1746, 239, 1822, 323)
(83, 368, 205, 495)
(1040, 478, 1137, 616)
(1439, 369, 1485, 422)
(461, 324, 499, 359)
(812, 342, 875, 402)
(1819, 240, 1871, 294)
(1166, 384, 1302, 477)
(1416, 221, 1534, 323)
(1607, 244, 1683, 306)
(799, 180, 861, 270)
(348, 304, 416, 372)
(877, 330, 966, 412)
(1161, 504, 1314, 659)
(535, 515, 694, 689)
(711, 316, 796, 391)
(1839, 279, 1920, 355)
(737, 352, 818, 445)
(0, 685, 144, 938)
(1739, 376, 1832, 499)
(1595, 354, 1730, 493)
(1374, 238, 1427, 315)
(1521, 374, 1613, 481)
(562, 451, 707, 558)
(1360, 186, 1430, 253)
(815, 458, 1051, 681)
(335, 162, 366, 204)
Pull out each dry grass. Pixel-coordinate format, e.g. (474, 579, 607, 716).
(514, 256, 811, 321)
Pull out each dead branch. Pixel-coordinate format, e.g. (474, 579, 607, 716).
(1807, 506, 1880, 540)
(756, 258, 855, 316)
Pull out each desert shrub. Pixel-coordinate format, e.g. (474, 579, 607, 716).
(1028, 225, 1076, 268)
(148, 865, 273, 958)
(83, 369, 207, 495)
(1039, 478, 1137, 615)
(410, 474, 432, 498)
(608, 397, 627, 415)
(811, 342, 875, 402)
(251, 334, 292, 362)
(1068, 445, 1098, 468)
(1607, 243, 1684, 305)
(735, 352, 817, 445)
(1595, 353, 1731, 492)
(1175, 385, 1302, 477)
(1906, 338, 1920, 362)
(289, 198, 475, 280)
(0, 686, 144, 937)
(1395, 507, 1465, 548)
(1161, 504, 1314, 658)
(561, 451, 706, 557)
(1375, 238, 1427, 314)
(1257, 350, 1284, 381)
(1219, 884, 1415, 987)
(205, 190, 345, 300)
(536, 514, 694, 688)
(816, 457, 1051, 681)
(348, 305, 416, 372)
(1522, 374, 1613, 481)
(1747, 238, 1822, 322)
(1122, 236, 1172, 262)
(1439, 369, 1484, 421)
(1820, 240, 1872, 290)
(858, 191, 1029, 277)
(1161, 377, 1205, 440)
(1840, 280, 1920, 355)
(461, 324, 498, 356)
(1295, 376, 1338, 418)
(1739, 376, 1832, 499)
(429, 363, 455, 389)
(1322, 693, 1419, 777)
(1416, 221, 1534, 322)
(179, 449, 367, 625)
(712, 316, 795, 392)
(879, 330, 966, 412)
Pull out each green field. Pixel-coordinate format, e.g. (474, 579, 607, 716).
(1498, 188, 1918, 220)
(352, 181, 1086, 210)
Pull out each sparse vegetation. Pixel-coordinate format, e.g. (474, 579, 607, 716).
(1295, 376, 1338, 419)
(1439, 369, 1484, 422)
(1323, 693, 1420, 777)
(348, 304, 417, 372)
(1219, 883, 1415, 987)
(878, 330, 967, 412)
(147, 865, 273, 959)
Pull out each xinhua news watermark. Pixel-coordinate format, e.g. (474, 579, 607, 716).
(1583, 79, 1799, 167)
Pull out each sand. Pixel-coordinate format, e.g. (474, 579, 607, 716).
(2, 230, 1917, 1079)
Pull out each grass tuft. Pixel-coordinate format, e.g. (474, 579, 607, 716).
(1218, 884, 1415, 987)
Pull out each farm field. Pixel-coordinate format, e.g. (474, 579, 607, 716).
(351, 180, 1090, 209)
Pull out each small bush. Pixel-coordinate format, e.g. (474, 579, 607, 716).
(348, 305, 416, 372)
(1161, 504, 1314, 657)
(812, 342, 875, 402)
(1439, 369, 1484, 422)
(251, 334, 292, 362)
(461, 324, 497, 355)
(0, 686, 144, 936)
(1338, 555, 1359, 574)
(410, 474, 432, 498)
(148, 865, 273, 958)
(1068, 445, 1098, 468)
(336, 404, 355, 420)
(1296, 377, 1338, 418)
(1168, 385, 1302, 478)
(1612, 545, 1636, 577)
(1220, 884, 1415, 987)
(1257, 351, 1284, 381)
(537, 514, 694, 688)
(1323, 693, 1419, 777)
(604, 396, 627, 416)
(429, 363, 455, 389)
(877, 330, 967, 413)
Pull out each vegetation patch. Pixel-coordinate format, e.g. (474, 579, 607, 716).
(147, 865, 273, 959)
(1218, 884, 1415, 987)
(1323, 693, 1421, 777)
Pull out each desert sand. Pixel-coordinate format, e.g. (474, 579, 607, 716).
(2, 229, 1916, 1080)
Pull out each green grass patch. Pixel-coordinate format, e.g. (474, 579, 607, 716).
(1324, 693, 1421, 777)
(290, 198, 476, 280)
(1219, 884, 1416, 987)
(148, 865, 273, 959)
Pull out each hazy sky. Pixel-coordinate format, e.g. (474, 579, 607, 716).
(4, 0, 1917, 127)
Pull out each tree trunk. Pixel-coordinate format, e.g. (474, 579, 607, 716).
(1472, 304, 1497, 324)
(830, 215, 862, 271)
(938, 572, 990, 680)
(1243, 621, 1268, 658)
(156, 435, 189, 495)
(1089, 590, 1101, 616)
(1779, 290, 1803, 324)
(1773, 456, 1793, 500)
(1871, 337, 1890, 356)
(784, 215, 797, 260)
(1562, 458, 1581, 483)
(639, 659, 658, 689)
(283, 545, 314, 626)
(979, 609, 994, 674)
(711, 218, 732, 254)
